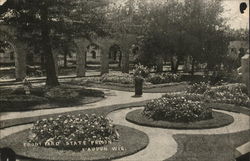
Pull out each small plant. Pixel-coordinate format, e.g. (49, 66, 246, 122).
(28, 114, 118, 151)
(133, 64, 150, 80)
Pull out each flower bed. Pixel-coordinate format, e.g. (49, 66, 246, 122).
(0, 125, 148, 161)
(101, 73, 134, 84)
(204, 85, 250, 107)
(187, 82, 210, 94)
(28, 114, 117, 150)
(143, 96, 212, 122)
(126, 108, 234, 129)
(147, 73, 181, 84)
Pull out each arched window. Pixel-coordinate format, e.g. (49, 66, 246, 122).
(10, 51, 14, 60)
(91, 50, 96, 59)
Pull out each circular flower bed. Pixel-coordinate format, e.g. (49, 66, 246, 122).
(126, 108, 234, 129)
(143, 96, 212, 122)
(28, 114, 117, 151)
(0, 125, 149, 161)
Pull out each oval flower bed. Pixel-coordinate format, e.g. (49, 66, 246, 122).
(143, 96, 212, 122)
(126, 96, 234, 129)
(28, 114, 117, 150)
(0, 114, 149, 161)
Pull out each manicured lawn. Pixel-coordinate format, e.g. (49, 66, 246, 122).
(166, 130, 250, 161)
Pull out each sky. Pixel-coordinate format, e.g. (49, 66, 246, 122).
(222, 0, 249, 29)
(0, 0, 249, 29)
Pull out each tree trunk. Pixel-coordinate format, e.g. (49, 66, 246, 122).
(121, 50, 129, 73)
(14, 42, 26, 81)
(41, 5, 59, 86)
(156, 55, 163, 73)
(100, 47, 109, 75)
(63, 51, 67, 68)
(190, 58, 195, 76)
(74, 39, 86, 77)
(171, 55, 179, 74)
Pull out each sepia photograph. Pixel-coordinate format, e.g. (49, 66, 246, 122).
(0, 0, 249, 161)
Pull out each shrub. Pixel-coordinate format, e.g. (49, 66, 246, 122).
(101, 73, 134, 84)
(28, 114, 117, 150)
(45, 87, 79, 103)
(147, 73, 181, 84)
(187, 82, 210, 94)
(163, 93, 206, 102)
(204, 85, 250, 107)
(0, 95, 48, 111)
(143, 96, 212, 122)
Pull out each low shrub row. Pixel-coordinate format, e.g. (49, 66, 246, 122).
(28, 114, 117, 150)
(101, 73, 134, 84)
(143, 96, 212, 122)
(186, 82, 250, 107)
(146, 73, 181, 84)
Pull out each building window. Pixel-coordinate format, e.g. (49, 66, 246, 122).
(91, 50, 96, 59)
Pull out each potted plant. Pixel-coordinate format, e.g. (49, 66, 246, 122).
(133, 64, 149, 96)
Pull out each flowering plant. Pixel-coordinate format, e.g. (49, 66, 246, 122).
(187, 82, 210, 94)
(204, 84, 250, 107)
(147, 73, 181, 84)
(28, 114, 117, 150)
(133, 64, 150, 80)
(143, 95, 212, 122)
(101, 73, 134, 84)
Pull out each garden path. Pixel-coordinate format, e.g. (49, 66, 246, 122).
(0, 88, 164, 121)
(107, 107, 250, 161)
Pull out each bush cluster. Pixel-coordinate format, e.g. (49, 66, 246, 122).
(101, 73, 134, 84)
(28, 114, 117, 150)
(45, 87, 79, 103)
(187, 82, 210, 94)
(147, 73, 181, 84)
(143, 96, 212, 122)
(204, 85, 250, 107)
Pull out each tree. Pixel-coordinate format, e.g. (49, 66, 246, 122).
(0, 0, 109, 86)
(137, 0, 229, 74)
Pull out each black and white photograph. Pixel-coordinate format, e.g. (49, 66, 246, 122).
(0, 0, 249, 161)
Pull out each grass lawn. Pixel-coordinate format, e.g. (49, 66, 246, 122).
(166, 130, 250, 161)
(0, 84, 105, 112)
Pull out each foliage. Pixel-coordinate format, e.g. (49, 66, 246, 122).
(187, 82, 210, 94)
(28, 114, 117, 150)
(101, 73, 134, 84)
(163, 93, 206, 102)
(133, 64, 150, 79)
(137, 0, 229, 72)
(204, 85, 250, 107)
(0, 0, 109, 86)
(143, 96, 212, 122)
(147, 73, 181, 84)
(45, 87, 79, 103)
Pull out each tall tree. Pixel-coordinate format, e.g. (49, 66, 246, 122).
(0, 0, 109, 86)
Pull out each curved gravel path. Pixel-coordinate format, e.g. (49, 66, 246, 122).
(107, 107, 250, 161)
(0, 88, 164, 121)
